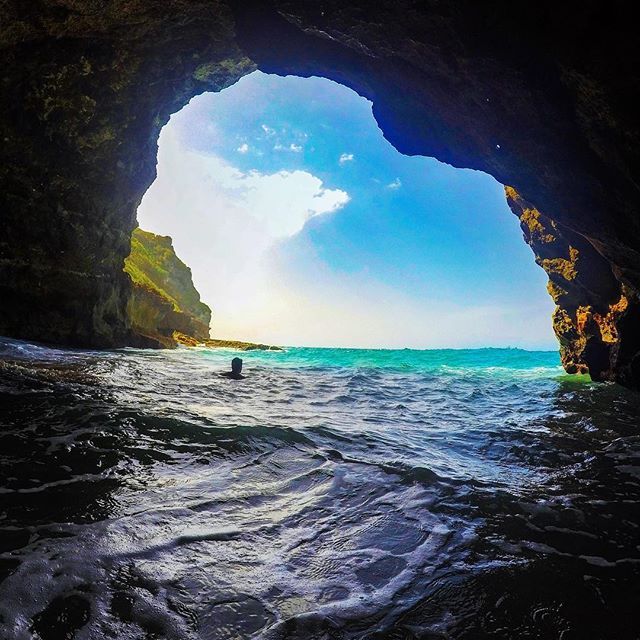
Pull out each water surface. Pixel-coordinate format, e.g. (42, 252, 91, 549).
(0, 339, 639, 639)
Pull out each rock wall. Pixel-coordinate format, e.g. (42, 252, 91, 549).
(505, 188, 638, 383)
(124, 228, 211, 348)
(0, 0, 253, 347)
(1, 1, 640, 386)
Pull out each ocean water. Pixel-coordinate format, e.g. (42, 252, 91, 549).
(0, 337, 639, 639)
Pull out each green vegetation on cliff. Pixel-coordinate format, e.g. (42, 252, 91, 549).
(125, 228, 211, 325)
(124, 228, 211, 347)
(123, 228, 281, 351)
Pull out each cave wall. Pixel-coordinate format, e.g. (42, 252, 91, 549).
(1, 1, 639, 385)
(0, 0, 254, 346)
(505, 187, 634, 382)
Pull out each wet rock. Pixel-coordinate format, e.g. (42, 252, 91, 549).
(506, 187, 639, 385)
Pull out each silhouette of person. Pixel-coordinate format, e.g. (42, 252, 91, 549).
(221, 357, 245, 379)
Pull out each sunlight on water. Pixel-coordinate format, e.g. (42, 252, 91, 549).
(0, 338, 638, 639)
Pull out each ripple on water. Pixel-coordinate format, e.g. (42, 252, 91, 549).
(0, 338, 639, 639)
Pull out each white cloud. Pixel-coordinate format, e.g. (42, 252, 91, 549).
(274, 142, 304, 153)
(339, 153, 354, 165)
(238, 168, 349, 237)
(236, 143, 249, 154)
(261, 124, 275, 136)
(137, 125, 351, 341)
(387, 177, 402, 190)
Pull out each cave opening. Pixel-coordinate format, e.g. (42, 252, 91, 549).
(2, 4, 640, 637)
(130, 70, 555, 352)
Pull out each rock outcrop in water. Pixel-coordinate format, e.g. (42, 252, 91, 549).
(200, 338, 283, 351)
(1, 2, 640, 386)
(506, 188, 637, 384)
(124, 228, 211, 348)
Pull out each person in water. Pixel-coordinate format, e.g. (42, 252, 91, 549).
(221, 357, 245, 379)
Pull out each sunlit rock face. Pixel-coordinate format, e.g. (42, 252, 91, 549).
(505, 188, 636, 384)
(124, 228, 211, 349)
(1, 1, 639, 385)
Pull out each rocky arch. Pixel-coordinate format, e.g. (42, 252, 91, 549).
(1, 1, 639, 386)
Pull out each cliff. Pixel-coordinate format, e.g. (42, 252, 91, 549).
(1, 2, 640, 386)
(124, 228, 211, 348)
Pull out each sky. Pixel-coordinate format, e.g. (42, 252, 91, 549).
(137, 71, 556, 350)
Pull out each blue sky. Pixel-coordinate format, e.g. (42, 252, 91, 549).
(138, 71, 555, 349)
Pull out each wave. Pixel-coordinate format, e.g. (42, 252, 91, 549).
(0, 336, 638, 639)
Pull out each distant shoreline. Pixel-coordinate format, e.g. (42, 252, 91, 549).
(174, 332, 283, 351)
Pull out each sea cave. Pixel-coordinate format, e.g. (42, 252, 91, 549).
(1, 2, 639, 639)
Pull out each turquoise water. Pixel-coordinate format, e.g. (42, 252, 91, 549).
(197, 345, 565, 374)
(1, 338, 639, 639)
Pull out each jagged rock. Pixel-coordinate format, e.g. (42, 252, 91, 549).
(201, 338, 283, 351)
(1, 1, 640, 387)
(505, 187, 633, 381)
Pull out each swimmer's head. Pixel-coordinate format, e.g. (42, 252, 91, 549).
(231, 357, 243, 374)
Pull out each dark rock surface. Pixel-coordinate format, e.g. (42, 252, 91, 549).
(0, 0, 252, 347)
(1, 1, 639, 386)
